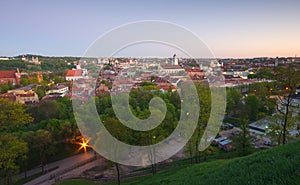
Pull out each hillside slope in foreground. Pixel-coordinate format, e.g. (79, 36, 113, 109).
(115, 139, 300, 185)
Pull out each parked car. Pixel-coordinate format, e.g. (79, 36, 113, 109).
(232, 123, 239, 127)
(225, 123, 234, 129)
(231, 131, 240, 135)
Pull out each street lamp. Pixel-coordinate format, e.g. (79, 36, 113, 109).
(77, 137, 90, 152)
(152, 135, 157, 174)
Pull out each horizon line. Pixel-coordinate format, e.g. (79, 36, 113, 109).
(0, 53, 299, 60)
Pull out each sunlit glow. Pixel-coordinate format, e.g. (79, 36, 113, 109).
(76, 137, 90, 152)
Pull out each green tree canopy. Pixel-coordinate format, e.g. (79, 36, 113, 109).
(0, 133, 28, 185)
(0, 98, 33, 131)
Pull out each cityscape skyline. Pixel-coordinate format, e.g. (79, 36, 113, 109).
(1, 0, 300, 58)
(0, 1, 300, 183)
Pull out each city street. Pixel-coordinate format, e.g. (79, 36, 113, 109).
(19, 151, 95, 185)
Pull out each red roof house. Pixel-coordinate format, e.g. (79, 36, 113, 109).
(0, 68, 21, 86)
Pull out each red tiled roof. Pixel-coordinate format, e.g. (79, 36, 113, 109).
(152, 77, 170, 84)
(66, 69, 83, 77)
(157, 84, 176, 90)
(0, 93, 16, 101)
(18, 93, 36, 97)
(185, 69, 203, 72)
(41, 94, 62, 102)
(160, 64, 182, 69)
(0, 70, 15, 78)
(114, 79, 134, 85)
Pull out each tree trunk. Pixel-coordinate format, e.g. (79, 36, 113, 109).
(148, 132, 155, 175)
(115, 163, 121, 185)
(8, 171, 12, 185)
(242, 127, 246, 155)
(282, 104, 289, 144)
(203, 150, 207, 161)
(278, 133, 282, 146)
(195, 127, 201, 164)
(25, 160, 28, 179)
(153, 148, 156, 174)
(41, 164, 44, 174)
(194, 142, 199, 163)
(40, 149, 44, 173)
(188, 142, 193, 164)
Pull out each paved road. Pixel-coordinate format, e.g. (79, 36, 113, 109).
(20, 151, 95, 185)
(48, 157, 106, 185)
(20, 138, 187, 185)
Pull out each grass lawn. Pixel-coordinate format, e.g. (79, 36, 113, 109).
(14, 166, 58, 185)
(13, 172, 44, 185)
(57, 179, 99, 185)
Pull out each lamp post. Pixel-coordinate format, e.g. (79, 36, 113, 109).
(152, 135, 157, 174)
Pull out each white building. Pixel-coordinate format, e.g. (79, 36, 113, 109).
(158, 63, 184, 74)
(46, 84, 69, 97)
(65, 69, 87, 81)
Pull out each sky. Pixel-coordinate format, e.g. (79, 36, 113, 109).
(1, 0, 300, 58)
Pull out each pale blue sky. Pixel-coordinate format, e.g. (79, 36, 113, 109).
(1, 0, 300, 58)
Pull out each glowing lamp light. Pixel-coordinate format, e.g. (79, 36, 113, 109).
(77, 137, 90, 152)
(82, 142, 87, 147)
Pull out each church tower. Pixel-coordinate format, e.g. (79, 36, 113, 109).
(173, 54, 178, 65)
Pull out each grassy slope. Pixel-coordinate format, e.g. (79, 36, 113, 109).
(57, 179, 98, 185)
(60, 139, 300, 185)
